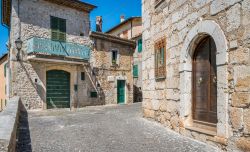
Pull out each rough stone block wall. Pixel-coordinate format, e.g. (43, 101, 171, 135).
(142, 0, 250, 151)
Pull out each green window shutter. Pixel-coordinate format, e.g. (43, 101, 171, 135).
(4, 64, 7, 77)
(160, 47, 165, 65)
(51, 16, 59, 41)
(58, 18, 66, 41)
(133, 65, 138, 78)
(51, 16, 66, 42)
(90, 92, 98, 98)
(138, 39, 142, 53)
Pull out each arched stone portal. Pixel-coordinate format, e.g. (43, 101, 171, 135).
(179, 20, 229, 138)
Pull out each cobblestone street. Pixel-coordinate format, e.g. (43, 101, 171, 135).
(16, 103, 219, 152)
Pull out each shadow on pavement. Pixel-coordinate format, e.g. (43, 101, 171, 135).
(16, 103, 32, 152)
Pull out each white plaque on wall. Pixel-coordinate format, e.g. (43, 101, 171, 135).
(107, 76, 115, 82)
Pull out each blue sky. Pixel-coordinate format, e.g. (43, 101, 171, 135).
(0, 0, 141, 56)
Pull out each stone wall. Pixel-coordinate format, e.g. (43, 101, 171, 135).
(142, 0, 250, 151)
(90, 34, 134, 105)
(0, 97, 21, 152)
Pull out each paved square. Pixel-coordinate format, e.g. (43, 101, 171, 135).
(17, 103, 219, 152)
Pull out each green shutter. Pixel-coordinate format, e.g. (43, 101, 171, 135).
(51, 16, 66, 42)
(90, 92, 98, 98)
(138, 39, 142, 53)
(133, 65, 138, 78)
(58, 18, 66, 41)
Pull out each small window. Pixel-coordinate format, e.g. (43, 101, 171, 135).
(81, 72, 85, 81)
(138, 39, 142, 53)
(90, 92, 98, 98)
(51, 16, 66, 42)
(155, 38, 166, 79)
(4, 64, 7, 77)
(122, 30, 128, 39)
(133, 65, 139, 78)
(111, 50, 118, 65)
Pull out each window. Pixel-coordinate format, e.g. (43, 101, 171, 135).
(155, 38, 166, 79)
(133, 65, 139, 78)
(51, 16, 66, 42)
(122, 30, 128, 39)
(138, 39, 142, 53)
(111, 50, 118, 65)
(4, 63, 7, 77)
(90, 92, 98, 98)
(155, 0, 164, 8)
(81, 72, 85, 81)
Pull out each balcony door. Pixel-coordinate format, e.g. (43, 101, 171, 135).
(192, 36, 217, 124)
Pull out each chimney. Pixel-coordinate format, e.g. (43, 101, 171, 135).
(120, 15, 125, 23)
(96, 16, 102, 32)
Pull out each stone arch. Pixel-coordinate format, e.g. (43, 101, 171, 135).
(179, 20, 229, 138)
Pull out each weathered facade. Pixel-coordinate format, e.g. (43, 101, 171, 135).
(142, 0, 250, 151)
(107, 17, 143, 103)
(0, 54, 8, 111)
(1, 0, 135, 110)
(90, 31, 135, 105)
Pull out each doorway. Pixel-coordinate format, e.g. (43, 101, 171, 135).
(192, 36, 218, 124)
(117, 80, 125, 104)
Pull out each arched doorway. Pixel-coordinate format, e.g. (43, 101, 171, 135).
(192, 36, 217, 124)
(46, 70, 70, 109)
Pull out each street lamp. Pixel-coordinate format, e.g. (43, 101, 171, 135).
(15, 37, 23, 61)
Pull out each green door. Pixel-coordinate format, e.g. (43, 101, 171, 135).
(117, 80, 125, 104)
(46, 70, 70, 109)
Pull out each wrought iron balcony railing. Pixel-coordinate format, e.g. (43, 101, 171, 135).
(27, 37, 91, 60)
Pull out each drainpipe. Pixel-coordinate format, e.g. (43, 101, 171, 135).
(130, 20, 133, 39)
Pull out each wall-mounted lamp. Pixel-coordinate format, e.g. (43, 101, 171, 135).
(15, 37, 23, 61)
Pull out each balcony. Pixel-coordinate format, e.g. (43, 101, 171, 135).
(27, 37, 91, 62)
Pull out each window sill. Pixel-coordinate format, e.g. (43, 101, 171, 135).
(155, 77, 166, 81)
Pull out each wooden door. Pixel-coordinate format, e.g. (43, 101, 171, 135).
(193, 37, 217, 124)
(46, 70, 70, 109)
(117, 80, 125, 104)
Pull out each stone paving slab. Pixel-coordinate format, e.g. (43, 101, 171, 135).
(17, 103, 220, 152)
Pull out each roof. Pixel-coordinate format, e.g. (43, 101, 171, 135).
(106, 17, 142, 33)
(0, 53, 8, 65)
(1, 0, 96, 27)
(43, 0, 96, 12)
(90, 31, 136, 47)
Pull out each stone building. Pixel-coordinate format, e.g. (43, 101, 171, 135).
(142, 0, 250, 151)
(0, 54, 8, 111)
(106, 17, 143, 103)
(90, 31, 135, 105)
(1, 0, 135, 110)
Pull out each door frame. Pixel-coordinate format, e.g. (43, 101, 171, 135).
(179, 20, 229, 138)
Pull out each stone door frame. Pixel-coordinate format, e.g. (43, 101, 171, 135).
(179, 20, 229, 138)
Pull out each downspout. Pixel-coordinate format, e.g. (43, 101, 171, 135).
(131, 20, 133, 39)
